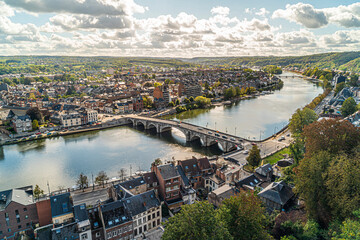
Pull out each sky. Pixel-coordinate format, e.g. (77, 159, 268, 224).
(0, 0, 360, 57)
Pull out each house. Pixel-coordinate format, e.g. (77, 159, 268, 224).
(177, 158, 202, 189)
(258, 181, 294, 211)
(151, 164, 182, 210)
(50, 193, 74, 225)
(176, 166, 196, 205)
(87, 206, 104, 240)
(208, 184, 236, 208)
(60, 111, 82, 128)
(74, 204, 92, 240)
(142, 172, 159, 196)
(12, 115, 32, 133)
(0, 186, 39, 240)
(124, 190, 161, 239)
(119, 177, 147, 196)
(204, 174, 225, 192)
(100, 201, 133, 240)
(51, 222, 79, 240)
(255, 163, 273, 182)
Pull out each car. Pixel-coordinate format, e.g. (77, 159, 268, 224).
(208, 131, 212, 134)
(243, 150, 249, 154)
(278, 136, 285, 141)
(215, 133, 220, 137)
(286, 133, 291, 137)
(198, 127, 203, 130)
(251, 142, 257, 146)
(222, 136, 228, 139)
(230, 137, 235, 141)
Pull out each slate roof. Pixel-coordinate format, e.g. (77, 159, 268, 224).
(258, 181, 294, 206)
(124, 190, 160, 218)
(0, 186, 34, 210)
(143, 172, 158, 185)
(120, 177, 146, 191)
(100, 200, 130, 229)
(157, 164, 180, 180)
(255, 163, 273, 177)
(50, 192, 73, 218)
(236, 174, 261, 189)
(74, 203, 89, 222)
(197, 157, 211, 171)
(52, 222, 79, 240)
(176, 165, 190, 187)
(179, 158, 200, 177)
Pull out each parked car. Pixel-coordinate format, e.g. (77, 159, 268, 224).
(222, 136, 228, 139)
(230, 137, 235, 141)
(243, 150, 249, 154)
(278, 136, 285, 141)
(208, 131, 213, 134)
(215, 133, 220, 137)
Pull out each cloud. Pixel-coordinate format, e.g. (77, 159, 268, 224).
(273, 3, 328, 28)
(49, 14, 133, 30)
(324, 3, 360, 28)
(0, 2, 15, 17)
(255, 8, 269, 17)
(321, 30, 359, 46)
(211, 6, 230, 16)
(3, 0, 146, 16)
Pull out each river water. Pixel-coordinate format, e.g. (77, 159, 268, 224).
(0, 72, 322, 191)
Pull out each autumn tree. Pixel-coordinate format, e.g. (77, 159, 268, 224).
(26, 107, 43, 123)
(152, 158, 162, 166)
(302, 118, 360, 157)
(33, 184, 44, 200)
(246, 145, 261, 168)
(32, 119, 39, 130)
(118, 168, 126, 182)
(77, 173, 89, 192)
(335, 82, 346, 95)
(162, 201, 232, 240)
(217, 192, 270, 240)
(289, 107, 317, 136)
(340, 97, 357, 117)
(142, 95, 153, 109)
(95, 171, 109, 188)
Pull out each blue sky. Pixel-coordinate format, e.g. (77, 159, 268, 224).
(0, 0, 359, 57)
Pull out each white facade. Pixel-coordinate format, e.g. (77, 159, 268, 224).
(133, 206, 161, 239)
(87, 109, 98, 123)
(12, 116, 32, 133)
(61, 112, 81, 128)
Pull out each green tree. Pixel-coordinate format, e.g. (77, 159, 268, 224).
(95, 171, 109, 188)
(348, 74, 359, 87)
(154, 82, 162, 88)
(184, 98, 190, 104)
(332, 210, 360, 239)
(295, 151, 333, 225)
(246, 145, 261, 168)
(152, 158, 162, 166)
(335, 82, 346, 95)
(168, 101, 175, 107)
(341, 97, 357, 117)
(217, 192, 270, 240)
(143, 95, 154, 109)
(162, 201, 232, 240)
(189, 96, 194, 102)
(289, 108, 318, 136)
(33, 184, 44, 200)
(26, 107, 43, 123)
(175, 99, 180, 106)
(77, 173, 89, 192)
(194, 96, 210, 108)
(32, 119, 39, 130)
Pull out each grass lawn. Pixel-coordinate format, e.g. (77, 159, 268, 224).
(263, 147, 291, 165)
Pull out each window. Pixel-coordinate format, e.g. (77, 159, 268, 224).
(139, 227, 142, 234)
(157, 211, 160, 217)
(107, 232, 112, 239)
(0, 231, 2, 235)
(144, 225, 147, 232)
(81, 233, 88, 240)
(152, 213, 155, 219)
(96, 232, 100, 237)
(153, 221, 156, 228)
(15, 210, 19, 215)
(26, 223, 30, 227)
(8, 228, 11, 233)
(138, 219, 141, 225)
(18, 225, 22, 229)
(134, 229, 138, 236)
(148, 215, 151, 221)
(23, 208, 27, 212)
(157, 219, 160, 225)
(113, 231, 117, 237)
(143, 216, 146, 223)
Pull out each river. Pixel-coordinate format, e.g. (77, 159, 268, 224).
(0, 72, 322, 191)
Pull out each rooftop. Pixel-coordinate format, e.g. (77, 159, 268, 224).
(0, 186, 34, 211)
(157, 164, 180, 180)
(124, 190, 160, 217)
(50, 192, 73, 218)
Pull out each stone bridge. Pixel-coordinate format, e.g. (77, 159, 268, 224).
(125, 115, 245, 152)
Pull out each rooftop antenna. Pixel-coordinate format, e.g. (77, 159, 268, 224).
(47, 181, 50, 196)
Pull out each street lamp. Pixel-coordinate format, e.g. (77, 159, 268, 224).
(235, 127, 237, 136)
(215, 122, 217, 130)
(259, 130, 265, 141)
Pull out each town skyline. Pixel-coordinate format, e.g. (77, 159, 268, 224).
(0, 0, 359, 57)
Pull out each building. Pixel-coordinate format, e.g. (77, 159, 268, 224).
(50, 193, 74, 225)
(74, 204, 92, 240)
(258, 181, 294, 211)
(0, 186, 39, 240)
(100, 201, 133, 240)
(12, 115, 32, 133)
(208, 184, 236, 208)
(124, 190, 161, 239)
(153, 85, 170, 109)
(142, 172, 159, 197)
(178, 82, 202, 98)
(60, 111, 82, 128)
(177, 158, 202, 189)
(87, 206, 104, 240)
(119, 177, 147, 196)
(80, 109, 98, 125)
(151, 164, 182, 210)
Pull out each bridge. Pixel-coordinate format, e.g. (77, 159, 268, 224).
(125, 115, 245, 152)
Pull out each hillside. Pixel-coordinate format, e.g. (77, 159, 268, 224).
(187, 52, 360, 72)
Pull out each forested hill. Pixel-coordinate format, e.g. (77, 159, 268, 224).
(187, 52, 360, 72)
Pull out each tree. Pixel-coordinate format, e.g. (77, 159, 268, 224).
(341, 97, 357, 117)
(303, 118, 360, 157)
(32, 119, 39, 130)
(143, 95, 153, 109)
(289, 108, 317, 136)
(294, 151, 333, 225)
(77, 173, 89, 192)
(348, 74, 359, 87)
(95, 171, 109, 188)
(217, 192, 270, 240)
(118, 168, 127, 182)
(195, 96, 210, 108)
(175, 99, 180, 106)
(246, 145, 261, 168)
(33, 184, 44, 200)
(162, 201, 232, 240)
(26, 107, 43, 123)
(184, 98, 190, 104)
(189, 96, 194, 102)
(168, 101, 175, 107)
(335, 82, 346, 95)
(154, 82, 162, 88)
(325, 153, 360, 220)
(152, 158, 162, 166)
